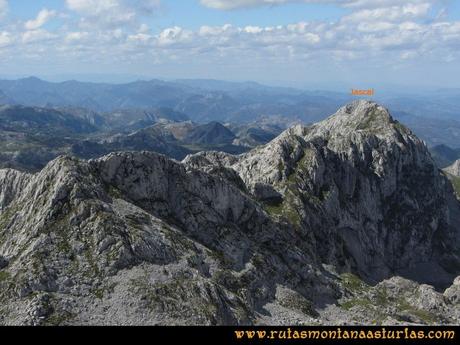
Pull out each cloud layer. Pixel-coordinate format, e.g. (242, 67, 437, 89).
(65, 0, 160, 27)
(0, 0, 458, 84)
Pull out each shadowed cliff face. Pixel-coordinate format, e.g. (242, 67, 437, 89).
(0, 101, 459, 326)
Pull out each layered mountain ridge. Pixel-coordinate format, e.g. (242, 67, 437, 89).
(0, 101, 459, 325)
(0, 104, 278, 171)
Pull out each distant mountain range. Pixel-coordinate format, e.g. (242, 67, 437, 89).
(183, 122, 236, 145)
(1, 77, 460, 169)
(0, 105, 98, 135)
(0, 77, 351, 123)
(0, 104, 284, 171)
(0, 77, 459, 149)
(394, 111, 460, 150)
(430, 145, 460, 168)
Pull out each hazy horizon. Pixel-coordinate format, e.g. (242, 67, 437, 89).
(1, 74, 457, 97)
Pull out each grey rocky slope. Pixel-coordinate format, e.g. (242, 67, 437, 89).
(0, 101, 459, 325)
(445, 160, 460, 177)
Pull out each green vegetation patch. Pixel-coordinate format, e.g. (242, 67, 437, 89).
(130, 275, 218, 320)
(447, 174, 460, 198)
(0, 270, 11, 283)
(107, 185, 123, 199)
(340, 273, 370, 293)
(44, 311, 76, 326)
(340, 297, 373, 310)
(0, 203, 20, 232)
(396, 298, 437, 324)
(264, 191, 302, 228)
(356, 109, 382, 132)
(279, 292, 319, 317)
(394, 121, 408, 133)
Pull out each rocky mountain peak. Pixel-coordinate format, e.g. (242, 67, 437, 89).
(217, 101, 425, 194)
(341, 100, 386, 117)
(305, 100, 411, 144)
(186, 101, 460, 287)
(331, 100, 387, 120)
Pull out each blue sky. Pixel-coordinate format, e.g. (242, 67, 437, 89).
(9, 1, 460, 27)
(0, 0, 460, 89)
(8, 1, 348, 28)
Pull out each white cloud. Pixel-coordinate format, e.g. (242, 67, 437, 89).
(244, 26, 264, 34)
(0, 0, 7, 19)
(139, 23, 150, 33)
(22, 29, 57, 44)
(66, 0, 160, 27)
(157, 26, 193, 46)
(201, 0, 290, 10)
(127, 32, 151, 43)
(65, 31, 89, 42)
(25, 9, 57, 30)
(0, 31, 11, 47)
(199, 0, 440, 10)
(356, 22, 395, 32)
(400, 50, 418, 59)
(3, 15, 457, 66)
(199, 24, 233, 36)
(67, 0, 118, 13)
(343, 3, 431, 22)
(342, 0, 435, 8)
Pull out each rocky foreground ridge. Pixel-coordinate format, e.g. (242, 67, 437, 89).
(0, 101, 459, 325)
